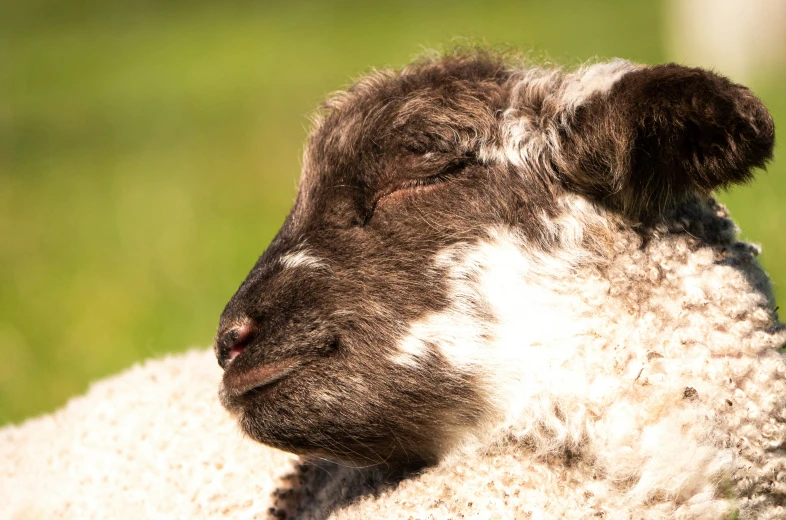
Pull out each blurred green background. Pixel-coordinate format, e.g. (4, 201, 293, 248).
(1, 0, 784, 425)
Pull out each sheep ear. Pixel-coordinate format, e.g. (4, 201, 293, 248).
(553, 63, 775, 218)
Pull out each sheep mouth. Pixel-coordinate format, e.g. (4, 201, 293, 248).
(221, 360, 300, 400)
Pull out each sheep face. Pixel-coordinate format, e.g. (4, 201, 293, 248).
(215, 53, 774, 467)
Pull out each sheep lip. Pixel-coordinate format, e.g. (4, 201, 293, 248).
(222, 360, 299, 398)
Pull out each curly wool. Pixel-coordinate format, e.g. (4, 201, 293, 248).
(1, 200, 785, 520)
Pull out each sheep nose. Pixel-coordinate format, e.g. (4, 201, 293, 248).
(216, 321, 255, 369)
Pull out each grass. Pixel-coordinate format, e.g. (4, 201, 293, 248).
(1, 0, 783, 425)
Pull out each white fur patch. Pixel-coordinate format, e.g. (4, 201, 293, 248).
(425, 225, 607, 422)
(391, 195, 611, 372)
(279, 250, 328, 271)
(560, 59, 639, 111)
(390, 335, 430, 367)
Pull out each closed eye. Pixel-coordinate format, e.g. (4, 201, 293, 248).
(361, 154, 475, 226)
(395, 169, 459, 191)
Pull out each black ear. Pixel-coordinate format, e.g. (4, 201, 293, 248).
(554, 64, 775, 218)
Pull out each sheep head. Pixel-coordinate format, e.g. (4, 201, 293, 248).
(214, 52, 774, 468)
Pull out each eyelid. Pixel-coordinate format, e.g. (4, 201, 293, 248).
(357, 152, 478, 228)
(398, 171, 456, 190)
(380, 155, 474, 198)
(374, 164, 460, 203)
(361, 156, 474, 226)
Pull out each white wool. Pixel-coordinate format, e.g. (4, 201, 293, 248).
(0, 350, 298, 520)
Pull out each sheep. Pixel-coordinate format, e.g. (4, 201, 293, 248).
(2, 50, 785, 520)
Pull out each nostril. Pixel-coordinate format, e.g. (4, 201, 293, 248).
(228, 337, 248, 361)
(218, 322, 255, 369)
